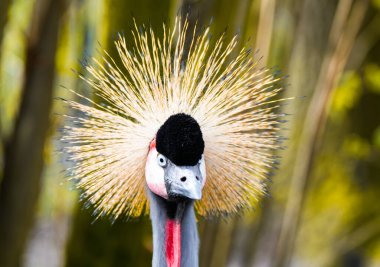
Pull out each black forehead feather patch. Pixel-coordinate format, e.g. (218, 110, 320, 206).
(156, 113, 204, 166)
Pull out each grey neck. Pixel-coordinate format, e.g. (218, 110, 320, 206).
(148, 190, 199, 267)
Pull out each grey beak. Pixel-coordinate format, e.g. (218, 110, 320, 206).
(164, 160, 203, 200)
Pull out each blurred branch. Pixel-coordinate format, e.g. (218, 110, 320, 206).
(255, 0, 276, 66)
(274, 1, 369, 266)
(0, 0, 12, 168)
(0, 0, 12, 59)
(348, 12, 380, 68)
(0, 0, 68, 266)
(320, 217, 380, 266)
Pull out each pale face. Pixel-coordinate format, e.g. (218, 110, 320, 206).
(145, 139, 206, 200)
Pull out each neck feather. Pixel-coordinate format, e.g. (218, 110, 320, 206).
(148, 190, 199, 267)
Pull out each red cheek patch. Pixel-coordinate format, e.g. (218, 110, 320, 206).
(149, 138, 156, 150)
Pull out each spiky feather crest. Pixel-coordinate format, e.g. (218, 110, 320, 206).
(62, 17, 286, 219)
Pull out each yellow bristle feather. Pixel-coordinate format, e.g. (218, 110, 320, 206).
(62, 17, 286, 219)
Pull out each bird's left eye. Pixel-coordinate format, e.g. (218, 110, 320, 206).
(157, 154, 167, 167)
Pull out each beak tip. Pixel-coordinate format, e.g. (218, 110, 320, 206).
(169, 188, 202, 201)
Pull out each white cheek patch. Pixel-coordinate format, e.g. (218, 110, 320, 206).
(199, 155, 206, 187)
(145, 148, 168, 199)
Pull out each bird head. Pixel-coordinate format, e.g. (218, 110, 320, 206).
(61, 17, 288, 219)
(145, 113, 206, 201)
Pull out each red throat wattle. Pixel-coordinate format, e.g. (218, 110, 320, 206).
(165, 219, 181, 267)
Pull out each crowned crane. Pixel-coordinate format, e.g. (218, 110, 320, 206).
(62, 17, 286, 267)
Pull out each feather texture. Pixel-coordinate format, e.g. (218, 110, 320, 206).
(61, 17, 287, 219)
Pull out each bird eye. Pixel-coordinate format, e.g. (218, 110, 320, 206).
(157, 154, 167, 167)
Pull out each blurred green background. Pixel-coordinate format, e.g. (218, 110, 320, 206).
(1, 0, 380, 266)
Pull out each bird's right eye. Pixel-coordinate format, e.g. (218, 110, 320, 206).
(157, 154, 167, 168)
